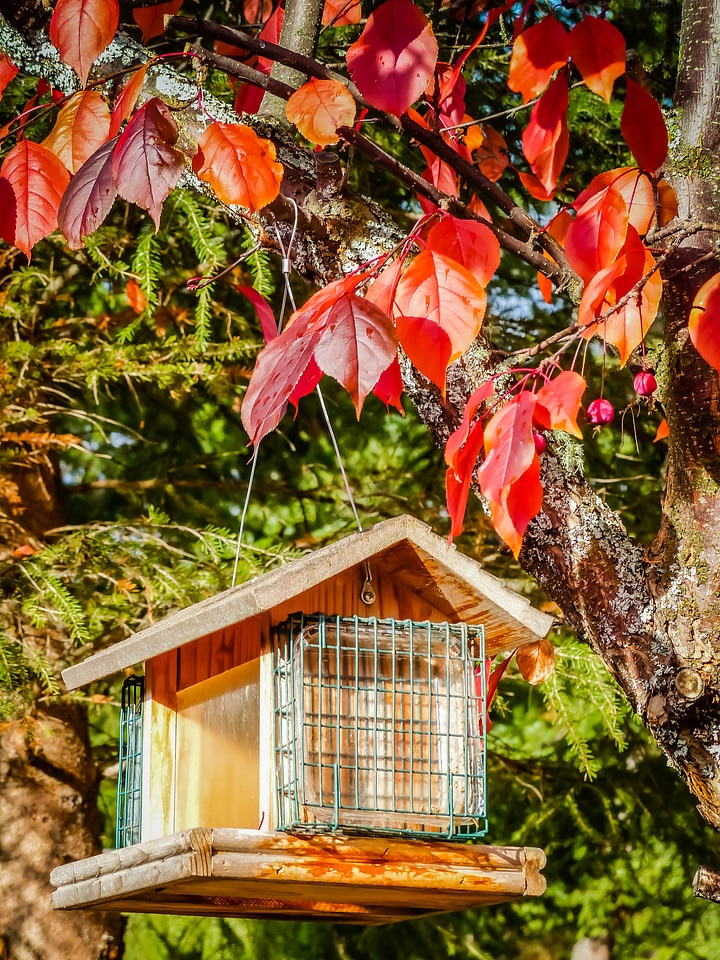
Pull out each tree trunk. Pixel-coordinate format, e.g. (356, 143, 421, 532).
(0, 459, 125, 959)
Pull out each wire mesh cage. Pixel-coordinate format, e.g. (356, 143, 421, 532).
(273, 613, 487, 840)
(116, 676, 144, 849)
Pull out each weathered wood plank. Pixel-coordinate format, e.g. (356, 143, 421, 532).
(61, 516, 554, 690)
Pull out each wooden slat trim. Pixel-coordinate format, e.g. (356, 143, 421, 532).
(62, 516, 554, 690)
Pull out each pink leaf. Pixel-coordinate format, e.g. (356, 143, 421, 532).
(346, 0, 438, 116)
(58, 136, 118, 248)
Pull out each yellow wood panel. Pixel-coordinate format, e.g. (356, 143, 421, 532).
(143, 654, 177, 841)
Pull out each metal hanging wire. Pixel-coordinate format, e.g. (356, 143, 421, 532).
(231, 198, 366, 589)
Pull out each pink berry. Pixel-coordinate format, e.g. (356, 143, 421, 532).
(634, 371, 657, 397)
(533, 432, 547, 454)
(586, 398, 615, 425)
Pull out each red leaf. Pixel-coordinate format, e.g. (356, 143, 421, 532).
(521, 73, 569, 195)
(393, 250, 487, 360)
(426, 215, 500, 286)
(689, 272, 720, 372)
(445, 418, 484, 540)
(322, 0, 362, 26)
(49, 0, 119, 85)
(373, 356, 404, 412)
(578, 228, 662, 365)
(536, 209, 573, 302)
(289, 357, 323, 410)
(534, 370, 586, 438)
(444, 380, 495, 471)
(42, 90, 111, 174)
(478, 391, 537, 503)
(110, 64, 149, 138)
(518, 170, 556, 202)
(346, 0, 438, 116)
(516, 638, 555, 683)
(133, 0, 182, 42)
(285, 79, 356, 146)
(569, 16, 625, 103)
(565, 185, 629, 282)
(192, 121, 283, 213)
(241, 272, 373, 444)
(236, 285, 277, 343)
(395, 314, 453, 394)
(488, 455, 543, 558)
(0, 140, 70, 258)
(314, 295, 397, 414)
(112, 98, 184, 229)
(508, 17, 569, 103)
(0, 54, 18, 101)
(58, 137, 118, 248)
(621, 78, 668, 172)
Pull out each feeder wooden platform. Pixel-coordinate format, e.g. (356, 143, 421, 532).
(50, 829, 546, 924)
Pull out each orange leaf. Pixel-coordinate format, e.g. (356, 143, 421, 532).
(426, 215, 500, 286)
(244, 0, 274, 22)
(574, 168, 655, 235)
(534, 370, 586, 438)
(536, 208, 573, 302)
(42, 90, 111, 174)
(516, 638, 555, 683)
(110, 64, 149, 138)
(126, 278, 146, 313)
(0, 140, 70, 258)
(521, 73, 569, 195)
(471, 124, 508, 181)
(653, 418, 669, 443)
(689, 272, 720, 372)
(192, 122, 283, 213)
(569, 16, 625, 103)
(395, 314, 453, 395)
(579, 228, 662, 365)
(621, 78, 668, 173)
(393, 250, 486, 360)
(286, 78, 356, 146)
(657, 179, 678, 227)
(323, 0, 362, 26)
(49, 0, 119, 85)
(133, 0, 182, 41)
(565, 185, 629, 283)
(445, 418, 484, 540)
(508, 17, 569, 103)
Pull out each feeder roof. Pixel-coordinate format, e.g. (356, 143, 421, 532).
(62, 515, 554, 691)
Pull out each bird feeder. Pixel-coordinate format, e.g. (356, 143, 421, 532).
(51, 516, 552, 924)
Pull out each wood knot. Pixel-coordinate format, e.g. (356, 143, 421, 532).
(675, 667, 705, 701)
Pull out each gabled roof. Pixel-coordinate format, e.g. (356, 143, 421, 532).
(62, 515, 554, 690)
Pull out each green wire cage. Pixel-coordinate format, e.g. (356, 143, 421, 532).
(273, 613, 487, 840)
(116, 676, 144, 849)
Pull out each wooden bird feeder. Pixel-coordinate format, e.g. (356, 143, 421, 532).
(51, 516, 552, 924)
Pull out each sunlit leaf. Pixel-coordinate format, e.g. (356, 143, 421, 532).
(508, 17, 569, 103)
(0, 140, 70, 258)
(569, 16, 625, 103)
(49, 0, 119, 85)
(42, 90, 111, 173)
(192, 121, 283, 213)
(110, 64, 149, 138)
(521, 73, 569, 195)
(565, 185, 629, 282)
(534, 371, 586, 439)
(516, 638, 555, 683)
(488, 455, 543, 558)
(346, 0, 438, 116)
(426, 214, 500, 286)
(133, 0, 182, 41)
(286, 78, 356, 146)
(689, 272, 720, 372)
(393, 250, 486, 360)
(478, 392, 537, 503)
(395, 314, 453, 394)
(0, 54, 18, 102)
(323, 0, 361, 26)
